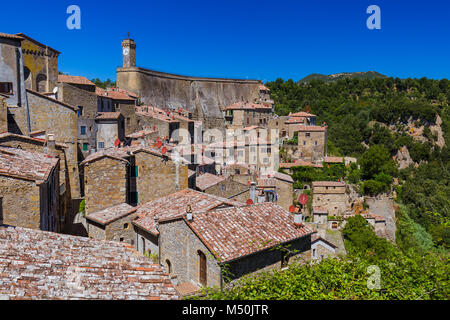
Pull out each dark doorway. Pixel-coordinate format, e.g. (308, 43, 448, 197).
(198, 250, 207, 286)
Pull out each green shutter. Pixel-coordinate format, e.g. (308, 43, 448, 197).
(135, 166, 139, 178)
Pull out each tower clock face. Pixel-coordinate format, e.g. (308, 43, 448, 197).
(123, 48, 129, 56)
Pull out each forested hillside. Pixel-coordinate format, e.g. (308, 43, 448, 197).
(269, 77, 449, 249)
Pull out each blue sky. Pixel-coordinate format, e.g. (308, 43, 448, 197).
(1, 0, 449, 82)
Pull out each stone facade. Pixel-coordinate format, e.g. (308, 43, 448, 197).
(134, 150, 188, 205)
(83, 157, 128, 214)
(312, 182, 348, 216)
(296, 127, 327, 161)
(19, 33, 59, 93)
(26, 90, 80, 198)
(159, 219, 223, 288)
(202, 177, 250, 203)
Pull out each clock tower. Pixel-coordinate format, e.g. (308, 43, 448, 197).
(122, 36, 136, 68)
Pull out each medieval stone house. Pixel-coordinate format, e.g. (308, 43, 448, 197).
(158, 202, 313, 289)
(195, 172, 250, 202)
(81, 145, 189, 215)
(312, 181, 348, 216)
(0, 146, 60, 232)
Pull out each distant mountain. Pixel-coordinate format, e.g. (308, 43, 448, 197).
(299, 71, 387, 83)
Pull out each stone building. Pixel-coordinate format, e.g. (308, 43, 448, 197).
(195, 172, 250, 202)
(256, 172, 294, 211)
(295, 125, 327, 162)
(0, 33, 28, 134)
(311, 232, 337, 261)
(0, 225, 179, 300)
(312, 206, 328, 224)
(86, 203, 138, 244)
(104, 89, 138, 135)
(116, 37, 270, 131)
(0, 132, 73, 228)
(223, 101, 273, 129)
(57, 76, 99, 157)
(0, 146, 60, 232)
(95, 112, 125, 150)
(18, 33, 60, 93)
(312, 181, 348, 216)
(158, 202, 313, 289)
(81, 145, 189, 214)
(132, 189, 244, 257)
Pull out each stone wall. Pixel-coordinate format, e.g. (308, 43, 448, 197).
(313, 193, 347, 217)
(134, 151, 188, 205)
(297, 130, 326, 161)
(105, 212, 138, 245)
(203, 178, 250, 202)
(83, 157, 128, 214)
(26, 90, 80, 198)
(275, 179, 293, 211)
(159, 219, 222, 288)
(117, 66, 262, 130)
(365, 196, 396, 242)
(0, 176, 40, 229)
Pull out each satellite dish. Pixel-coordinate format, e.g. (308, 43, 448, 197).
(53, 87, 58, 94)
(289, 205, 296, 213)
(114, 139, 120, 147)
(156, 141, 163, 149)
(246, 199, 253, 205)
(161, 146, 167, 155)
(299, 194, 308, 205)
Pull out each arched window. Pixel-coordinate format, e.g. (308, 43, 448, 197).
(36, 74, 47, 92)
(166, 259, 172, 274)
(197, 250, 207, 286)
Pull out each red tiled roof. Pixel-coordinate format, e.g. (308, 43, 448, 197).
(0, 132, 68, 148)
(187, 202, 314, 263)
(0, 146, 58, 183)
(80, 145, 169, 165)
(58, 75, 95, 86)
(96, 88, 136, 101)
(126, 129, 157, 139)
(312, 181, 345, 187)
(293, 125, 327, 132)
(86, 203, 137, 225)
(133, 189, 244, 235)
(259, 84, 270, 91)
(280, 159, 323, 168)
(324, 156, 344, 163)
(224, 101, 272, 111)
(311, 232, 337, 248)
(196, 173, 226, 191)
(95, 112, 122, 120)
(0, 226, 178, 300)
(0, 33, 23, 40)
(289, 111, 316, 117)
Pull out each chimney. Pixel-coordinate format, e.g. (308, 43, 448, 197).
(186, 204, 193, 222)
(45, 134, 57, 157)
(250, 182, 257, 203)
(294, 212, 303, 227)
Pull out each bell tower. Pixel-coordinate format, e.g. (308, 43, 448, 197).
(122, 34, 136, 68)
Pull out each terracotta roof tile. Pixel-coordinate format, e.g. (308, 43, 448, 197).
(313, 207, 328, 214)
(0, 226, 178, 300)
(133, 189, 244, 235)
(280, 159, 323, 168)
(324, 156, 344, 163)
(188, 203, 313, 263)
(86, 203, 137, 225)
(58, 75, 95, 86)
(0, 33, 23, 40)
(95, 112, 122, 120)
(293, 125, 327, 132)
(196, 173, 226, 191)
(0, 146, 58, 182)
(312, 181, 345, 187)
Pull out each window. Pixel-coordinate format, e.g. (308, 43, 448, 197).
(314, 141, 318, 146)
(98, 142, 104, 149)
(166, 260, 172, 274)
(303, 141, 306, 146)
(198, 250, 207, 286)
(119, 237, 124, 242)
(77, 106, 83, 117)
(82, 143, 89, 151)
(131, 166, 139, 178)
(312, 248, 316, 258)
(306, 132, 310, 138)
(0, 82, 13, 95)
(124, 223, 129, 230)
(80, 126, 86, 135)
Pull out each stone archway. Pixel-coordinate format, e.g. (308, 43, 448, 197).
(36, 74, 47, 92)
